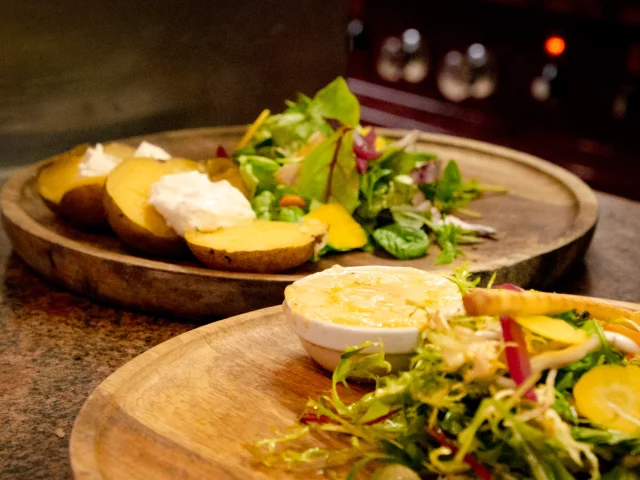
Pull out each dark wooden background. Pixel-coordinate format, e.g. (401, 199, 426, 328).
(346, 0, 640, 200)
(0, 0, 347, 169)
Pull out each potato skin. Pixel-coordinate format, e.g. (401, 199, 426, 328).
(57, 184, 109, 229)
(103, 189, 186, 256)
(188, 241, 315, 273)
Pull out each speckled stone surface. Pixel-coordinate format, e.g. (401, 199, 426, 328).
(0, 191, 638, 480)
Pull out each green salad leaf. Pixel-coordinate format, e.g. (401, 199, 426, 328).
(357, 174, 418, 221)
(278, 206, 305, 223)
(232, 77, 501, 264)
(252, 77, 358, 155)
(237, 155, 280, 197)
(372, 223, 429, 260)
(389, 205, 427, 230)
(379, 149, 436, 176)
(297, 128, 360, 214)
(307, 76, 360, 128)
(421, 160, 483, 214)
(251, 190, 277, 220)
(434, 223, 463, 265)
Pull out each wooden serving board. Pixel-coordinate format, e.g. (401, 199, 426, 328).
(70, 300, 640, 480)
(0, 127, 598, 319)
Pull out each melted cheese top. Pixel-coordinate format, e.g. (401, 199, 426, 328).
(285, 265, 463, 328)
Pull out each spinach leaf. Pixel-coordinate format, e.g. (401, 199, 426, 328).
(278, 206, 305, 223)
(251, 190, 277, 220)
(236, 155, 280, 197)
(372, 224, 429, 260)
(297, 128, 360, 214)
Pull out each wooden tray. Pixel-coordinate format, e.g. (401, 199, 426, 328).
(69, 300, 640, 479)
(0, 126, 598, 319)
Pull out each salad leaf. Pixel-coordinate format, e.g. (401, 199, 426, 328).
(421, 160, 483, 213)
(434, 223, 463, 265)
(359, 163, 393, 206)
(357, 174, 418, 221)
(237, 155, 280, 197)
(251, 190, 277, 220)
(258, 112, 330, 154)
(380, 149, 437, 177)
(389, 205, 427, 230)
(253, 77, 358, 155)
(297, 128, 360, 214)
(445, 263, 481, 294)
(603, 467, 640, 480)
(552, 309, 591, 328)
(372, 224, 429, 260)
(284, 93, 313, 114)
(278, 206, 305, 223)
(307, 77, 360, 128)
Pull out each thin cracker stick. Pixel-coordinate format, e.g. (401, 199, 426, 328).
(462, 289, 640, 323)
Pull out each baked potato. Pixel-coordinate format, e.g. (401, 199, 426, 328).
(103, 157, 202, 255)
(185, 220, 328, 273)
(206, 157, 250, 198)
(36, 143, 136, 228)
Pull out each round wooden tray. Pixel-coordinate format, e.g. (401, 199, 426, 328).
(0, 126, 598, 319)
(69, 300, 639, 479)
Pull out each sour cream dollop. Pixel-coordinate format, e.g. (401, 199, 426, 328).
(78, 141, 171, 177)
(134, 141, 172, 160)
(78, 143, 122, 177)
(149, 171, 256, 236)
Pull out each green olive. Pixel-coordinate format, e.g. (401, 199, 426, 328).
(371, 464, 421, 480)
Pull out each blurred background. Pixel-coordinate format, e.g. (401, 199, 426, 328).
(2, 0, 639, 200)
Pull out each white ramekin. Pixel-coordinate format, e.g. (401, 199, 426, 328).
(284, 299, 420, 372)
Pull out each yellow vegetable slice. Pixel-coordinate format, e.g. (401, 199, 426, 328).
(574, 365, 640, 434)
(303, 203, 367, 251)
(514, 315, 589, 344)
(236, 109, 270, 150)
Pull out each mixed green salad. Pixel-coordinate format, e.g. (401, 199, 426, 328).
(228, 77, 504, 265)
(254, 273, 640, 479)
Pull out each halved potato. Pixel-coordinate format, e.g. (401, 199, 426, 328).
(185, 220, 328, 273)
(36, 143, 136, 228)
(206, 157, 250, 198)
(104, 157, 202, 255)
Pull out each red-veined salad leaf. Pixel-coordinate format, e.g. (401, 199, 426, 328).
(297, 128, 360, 214)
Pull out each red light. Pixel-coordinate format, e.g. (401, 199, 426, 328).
(545, 36, 566, 57)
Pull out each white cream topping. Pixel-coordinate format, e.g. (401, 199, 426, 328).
(134, 141, 172, 160)
(149, 171, 255, 236)
(285, 265, 464, 328)
(78, 143, 122, 177)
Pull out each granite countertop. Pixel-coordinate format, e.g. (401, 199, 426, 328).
(1, 191, 639, 479)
